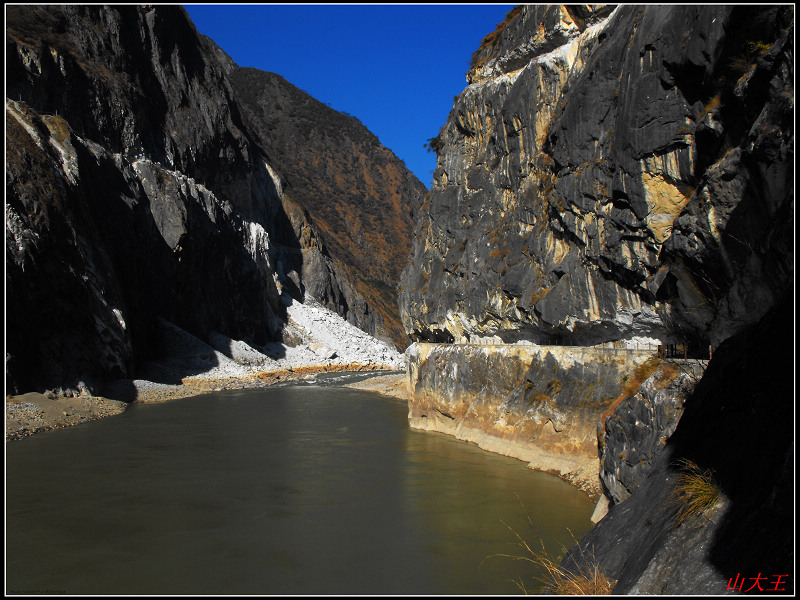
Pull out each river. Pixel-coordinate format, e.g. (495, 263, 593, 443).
(5, 374, 594, 595)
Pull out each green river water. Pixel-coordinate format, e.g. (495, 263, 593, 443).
(6, 374, 594, 595)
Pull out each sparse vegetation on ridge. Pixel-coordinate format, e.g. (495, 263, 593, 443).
(423, 133, 444, 154)
(470, 5, 524, 70)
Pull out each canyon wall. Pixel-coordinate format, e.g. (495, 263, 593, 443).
(400, 4, 793, 593)
(228, 67, 426, 347)
(400, 5, 792, 351)
(6, 5, 282, 394)
(562, 297, 793, 593)
(6, 5, 424, 395)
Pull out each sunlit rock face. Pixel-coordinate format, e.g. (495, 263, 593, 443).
(400, 4, 793, 351)
(405, 341, 658, 498)
(398, 5, 794, 592)
(228, 68, 427, 348)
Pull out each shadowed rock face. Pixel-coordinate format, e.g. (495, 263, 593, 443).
(562, 295, 793, 594)
(5, 5, 424, 395)
(597, 360, 705, 504)
(6, 5, 284, 394)
(399, 5, 793, 351)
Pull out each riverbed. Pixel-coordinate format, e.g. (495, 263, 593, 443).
(6, 380, 594, 595)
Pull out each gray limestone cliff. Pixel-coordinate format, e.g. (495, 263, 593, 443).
(5, 5, 424, 395)
(406, 341, 659, 498)
(400, 5, 792, 352)
(399, 4, 793, 594)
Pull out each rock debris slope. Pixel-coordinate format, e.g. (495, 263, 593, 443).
(6, 5, 420, 396)
(130, 297, 402, 389)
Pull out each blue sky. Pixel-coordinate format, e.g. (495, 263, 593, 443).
(183, 4, 515, 188)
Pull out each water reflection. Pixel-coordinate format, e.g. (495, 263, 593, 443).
(6, 386, 593, 595)
(400, 429, 595, 594)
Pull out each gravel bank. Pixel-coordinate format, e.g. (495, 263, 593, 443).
(6, 393, 128, 441)
(342, 372, 409, 401)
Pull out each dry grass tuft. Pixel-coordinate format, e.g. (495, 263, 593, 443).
(669, 458, 722, 526)
(699, 94, 723, 119)
(486, 523, 614, 595)
(531, 545, 615, 595)
(622, 357, 662, 398)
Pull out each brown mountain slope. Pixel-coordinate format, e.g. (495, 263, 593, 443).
(229, 68, 427, 348)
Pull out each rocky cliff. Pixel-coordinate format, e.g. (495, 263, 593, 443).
(400, 5, 793, 352)
(6, 5, 423, 395)
(400, 4, 793, 594)
(406, 341, 659, 497)
(563, 297, 793, 594)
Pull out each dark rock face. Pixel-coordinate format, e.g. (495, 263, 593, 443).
(598, 361, 705, 504)
(5, 104, 283, 395)
(562, 297, 794, 594)
(400, 5, 793, 351)
(6, 5, 423, 395)
(6, 5, 286, 395)
(7, 6, 265, 210)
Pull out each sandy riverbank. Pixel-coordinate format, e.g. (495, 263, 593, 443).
(6, 365, 405, 442)
(5, 392, 128, 441)
(342, 372, 408, 401)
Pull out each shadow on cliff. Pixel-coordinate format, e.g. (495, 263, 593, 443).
(663, 293, 794, 590)
(568, 295, 794, 594)
(6, 5, 316, 400)
(45, 140, 298, 401)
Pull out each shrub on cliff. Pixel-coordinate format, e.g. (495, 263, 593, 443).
(469, 5, 524, 69)
(668, 458, 722, 526)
